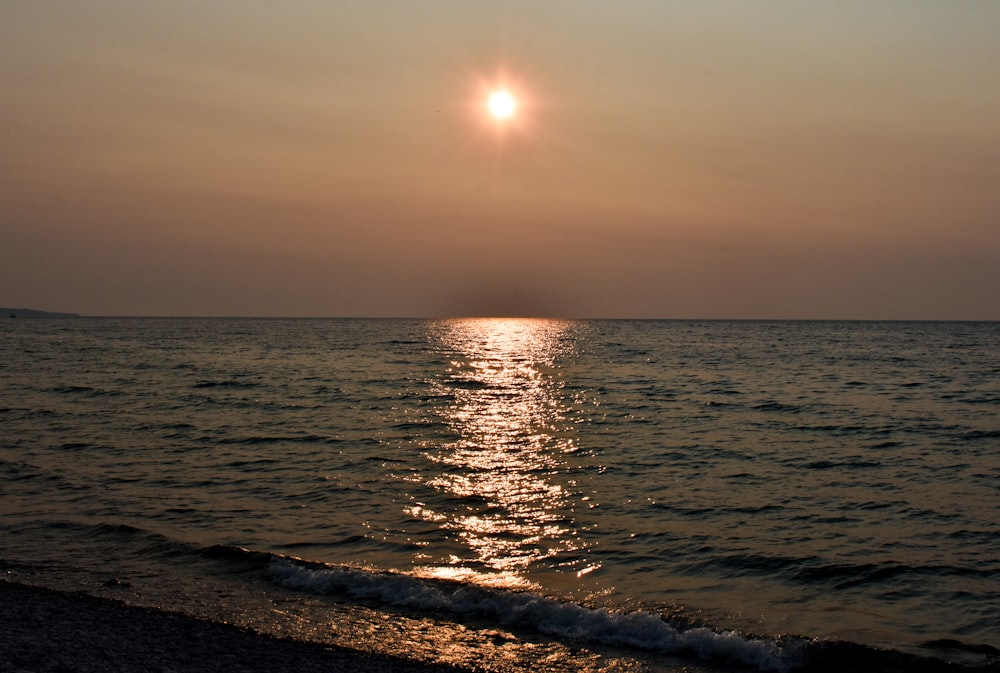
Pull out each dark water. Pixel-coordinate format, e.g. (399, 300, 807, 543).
(2, 318, 998, 672)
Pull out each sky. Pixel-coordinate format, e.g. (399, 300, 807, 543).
(3, 1, 999, 319)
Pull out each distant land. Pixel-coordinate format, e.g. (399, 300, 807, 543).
(2, 307, 80, 318)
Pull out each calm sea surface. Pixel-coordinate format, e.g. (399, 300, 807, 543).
(2, 318, 998, 672)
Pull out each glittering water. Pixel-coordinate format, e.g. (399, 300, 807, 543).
(2, 318, 998, 672)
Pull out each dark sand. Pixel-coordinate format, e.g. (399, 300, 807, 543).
(0, 580, 466, 673)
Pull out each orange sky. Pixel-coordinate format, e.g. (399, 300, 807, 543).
(3, 2, 999, 318)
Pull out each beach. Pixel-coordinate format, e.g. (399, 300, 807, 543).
(6, 579, 992, 673)
(0, 580, 464, 673)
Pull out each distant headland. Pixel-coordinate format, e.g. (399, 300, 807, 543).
(3, 307, 80, 318)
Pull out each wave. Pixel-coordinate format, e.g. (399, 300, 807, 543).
(752, 401, 804, 413)
(803, 458, 882, 470)
(267, 556, 800, 671)
(4, 521, 995, 672)
(686, 551, 996, 591)
(192, 380, 260, 389)
(254, 552, 998, 672)
(50, 384, 121, 397)
(213, 434, 341, 446)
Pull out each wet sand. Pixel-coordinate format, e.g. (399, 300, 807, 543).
(0, 580, 465, 673)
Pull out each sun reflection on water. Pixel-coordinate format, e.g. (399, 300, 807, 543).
(408, 318, 592, 591)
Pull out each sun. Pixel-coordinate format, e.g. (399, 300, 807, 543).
(487, 90, 517, 120)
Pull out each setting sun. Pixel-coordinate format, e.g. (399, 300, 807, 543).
(487, 90, 516, 120)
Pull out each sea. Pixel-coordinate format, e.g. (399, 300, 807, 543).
(2, 317, 998, 672)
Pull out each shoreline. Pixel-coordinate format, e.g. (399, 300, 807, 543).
(0, 580, 465, 673)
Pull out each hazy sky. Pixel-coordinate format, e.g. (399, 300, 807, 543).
(3, 1, 999, 318)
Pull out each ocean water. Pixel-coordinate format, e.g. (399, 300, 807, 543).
(2, 318, 998, 672)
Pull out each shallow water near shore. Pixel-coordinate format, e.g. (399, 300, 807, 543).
(2, 318, 998, 671)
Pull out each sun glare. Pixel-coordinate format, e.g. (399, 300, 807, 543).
(487, 90, 517, 120)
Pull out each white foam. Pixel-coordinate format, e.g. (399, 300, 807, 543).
(268, 560, 800, 671)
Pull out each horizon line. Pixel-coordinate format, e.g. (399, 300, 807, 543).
(6, 313, 998, 323)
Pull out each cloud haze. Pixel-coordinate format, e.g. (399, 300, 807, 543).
(3, 2, 998, 318)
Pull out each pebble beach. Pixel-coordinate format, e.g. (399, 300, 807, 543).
(0, 581, 464, 673)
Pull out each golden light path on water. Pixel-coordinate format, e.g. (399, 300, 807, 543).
(408, 319, 596, 592)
